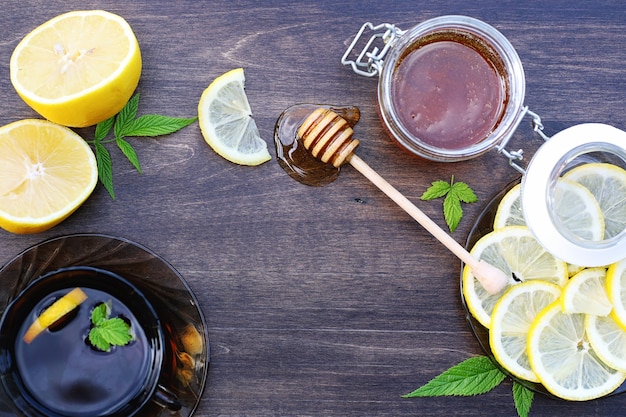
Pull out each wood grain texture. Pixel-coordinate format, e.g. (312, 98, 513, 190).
(2, 1, 626, 416)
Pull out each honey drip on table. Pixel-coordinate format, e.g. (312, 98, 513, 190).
(274, 104, 360, 186)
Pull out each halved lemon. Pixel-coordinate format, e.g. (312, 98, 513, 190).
(198, 68, 271, 166)
(527, 302, 626, 401)
(561, 267, 612, 316)
(563, 162, 626, 239)
(462, 226, 568, 328)
(0, 119, 98, 234)
(490, 280, 561, 382)
(23, 287, 88, 343)
(10, 10, 142, 128)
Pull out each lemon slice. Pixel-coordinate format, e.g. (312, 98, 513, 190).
(494, 180, 604, 241)
(563, 162, 626, 239)
(198, 68, 271, 166)
(10, 10, 141, 128)
(23, 287, 88, 343)
(561, 267, 612, 316)
(462, 226, 568, 328)
(493, 184, 525, 229)
(528, 302, 626, 401)
(586, 314, 626, 372)
(0, 119, 98, 234)
(490, 281, 561, 382)
(607, 259, 626, 330)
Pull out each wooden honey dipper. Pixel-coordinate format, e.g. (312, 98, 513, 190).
(298, 108, 509, 294)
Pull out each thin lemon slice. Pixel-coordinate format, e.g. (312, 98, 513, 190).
(493, 184, 525, 229)
(586, 314, 626, 372)
(490, 281, 561, 382)
(563, 162, 626, 239)
(10, 10, 141, 127)
(198, 68, 271, 166)
(528, 302, 626, 401)
(561, 267, 612, 316)
(24, 287, 88, 343)
(462, 226, 568, 328)
(0, 119, 98, 234)
(494, 180, 604, 241)
(607, 259, 626, 330)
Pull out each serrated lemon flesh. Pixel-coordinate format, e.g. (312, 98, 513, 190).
(563, 162, 626, 239)
(23, 287, 88, 343)
(527, 302, 626, 401)
(561, 267, 612, 316)
(10, 10, 142, 128)
(462, 226, 568, 328)
(0, 119, 98, 234)
(490, 281, 561, 382)
(198, 68, 271, 166)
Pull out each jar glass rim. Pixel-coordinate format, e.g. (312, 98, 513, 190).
(378, 15, 526, 162)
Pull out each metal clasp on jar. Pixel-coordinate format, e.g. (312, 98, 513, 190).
(341, 22, 405, 77)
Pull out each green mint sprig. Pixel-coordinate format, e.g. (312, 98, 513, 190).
(421, 175, 477, 232)
(404, 356, 534, 417)
(88, 301, 133, 352)
(88, 93, 197, 199)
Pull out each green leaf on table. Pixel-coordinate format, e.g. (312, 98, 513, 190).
(116, 137, 142, 174)
(95, 141, 115, 200)
(88, 93, 197, 199)
(403, 356, 506, 397)
(122, 114, 197, 137)
(512, 381, 534, 417)
(421, 175, 477, 232)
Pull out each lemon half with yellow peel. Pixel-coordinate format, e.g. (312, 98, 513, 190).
(10, 10, 142, 127)
(0, 119, 98, 234)
(561, 267, 612, 316)
(198, 68, 271, 166)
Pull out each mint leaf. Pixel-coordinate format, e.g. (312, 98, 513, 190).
(91, 302, 108, 326)
(403, 356, 506, 397)
(122, 114, 197, 137)
(95, 142, 115, 199)
(512, 382, 534, 417)
(114, 93, 140, 138)
(421, 176, 477, 232)
(116, 137, 142, 174)
(87, 93, 196, 199)
(421, 180, 451, 200)
(451, 181, 478, 204)
(88, 301, 133, 352)
(443, 193, 463, 233)
(95, 116, 114, 142)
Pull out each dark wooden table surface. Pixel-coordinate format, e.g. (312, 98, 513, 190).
(2, 1, 626, 416)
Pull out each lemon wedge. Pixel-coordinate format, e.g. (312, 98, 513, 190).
(24, 287, 88, 343)
(10, 10, 142, 128)
(198, 68, 271, 166)
(528, 302, 626, 401)
(0, 119, 98, 234)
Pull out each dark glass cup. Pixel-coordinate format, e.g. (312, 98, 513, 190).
(0, 266, 180, 417)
